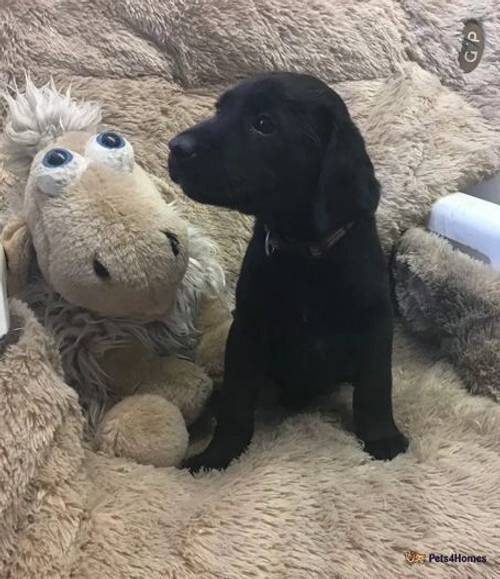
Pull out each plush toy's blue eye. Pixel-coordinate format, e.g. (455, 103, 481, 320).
(42, 148, 73, 168)
(97, 131, 125, 149)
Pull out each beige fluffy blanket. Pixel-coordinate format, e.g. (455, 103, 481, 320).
(3, 301, 500, 578)
(2, 1, 500, 577)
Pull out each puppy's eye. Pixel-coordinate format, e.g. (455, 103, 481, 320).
(252, 114, 276, 135)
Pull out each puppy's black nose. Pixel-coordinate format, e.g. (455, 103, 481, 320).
(169, 134, 197, 159)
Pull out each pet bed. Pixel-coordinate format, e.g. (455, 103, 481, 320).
(1, 1, 500, 577)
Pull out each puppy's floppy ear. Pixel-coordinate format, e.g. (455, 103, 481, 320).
(0, 217, 34, 296)
(313, 97, 380, 234)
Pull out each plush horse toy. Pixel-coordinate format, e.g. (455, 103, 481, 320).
(0, 80, 233, 467)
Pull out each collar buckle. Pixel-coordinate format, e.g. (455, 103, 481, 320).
(264, 228, 276, 257)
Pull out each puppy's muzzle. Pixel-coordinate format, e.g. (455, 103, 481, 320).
(168, 132, 200, 184)
(169, 134, 198, 160)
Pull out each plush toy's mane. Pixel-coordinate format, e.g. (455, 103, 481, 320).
(24, 223, 225, 426)
(2, 78, 101, 160)
(1, 79, 101, 208)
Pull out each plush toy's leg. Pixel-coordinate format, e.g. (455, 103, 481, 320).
(100, 345, 213, 425)
(96, 393, 188, 467)
(137, 356, 213, 426)
(98, 345, 214, 467)
(195, 292, 233, 381)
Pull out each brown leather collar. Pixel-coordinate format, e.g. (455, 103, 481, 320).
(264, 221, 355, 258)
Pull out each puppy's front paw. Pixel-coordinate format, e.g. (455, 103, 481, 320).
(363, 431, 408, 461)
(182, 448, 236, 474)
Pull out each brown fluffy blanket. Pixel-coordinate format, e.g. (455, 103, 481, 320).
(1, 1, 500, 577)
(394, 227, 500, 404)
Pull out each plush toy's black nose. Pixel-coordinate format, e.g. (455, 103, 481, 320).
(168, 133, 197, 160)
(163, 231, 180, 256)
(93, 258, 110, 280)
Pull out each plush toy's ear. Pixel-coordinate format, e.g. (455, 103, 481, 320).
(313, 98, 380, 235)
(0, 218, 33, 296)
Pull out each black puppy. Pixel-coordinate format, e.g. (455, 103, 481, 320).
(168, 73, 408, 472)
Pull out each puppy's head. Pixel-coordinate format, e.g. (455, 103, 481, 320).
(169, 73, 379, 233)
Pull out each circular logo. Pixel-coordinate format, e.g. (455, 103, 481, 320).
(459, 20, 485, 73)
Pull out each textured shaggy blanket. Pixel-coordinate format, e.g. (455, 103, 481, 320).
(3, 301, 500, 579)
(1, 1, 500, 578)
(394, 228, 500, 404)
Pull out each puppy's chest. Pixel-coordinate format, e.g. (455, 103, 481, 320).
(262, 274, 353, 377)
(261, 264, 349, 330)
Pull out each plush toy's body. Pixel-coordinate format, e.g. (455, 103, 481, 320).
(0, 81, 232, 466)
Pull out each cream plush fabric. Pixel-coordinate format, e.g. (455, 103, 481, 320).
(1, 1, 500, 577)
(2, 301, 500, 578)
(0, 0, 499, 124)
(1, 1, 500, 260)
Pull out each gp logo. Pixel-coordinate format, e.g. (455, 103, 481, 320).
(459, 20, 485, 73)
